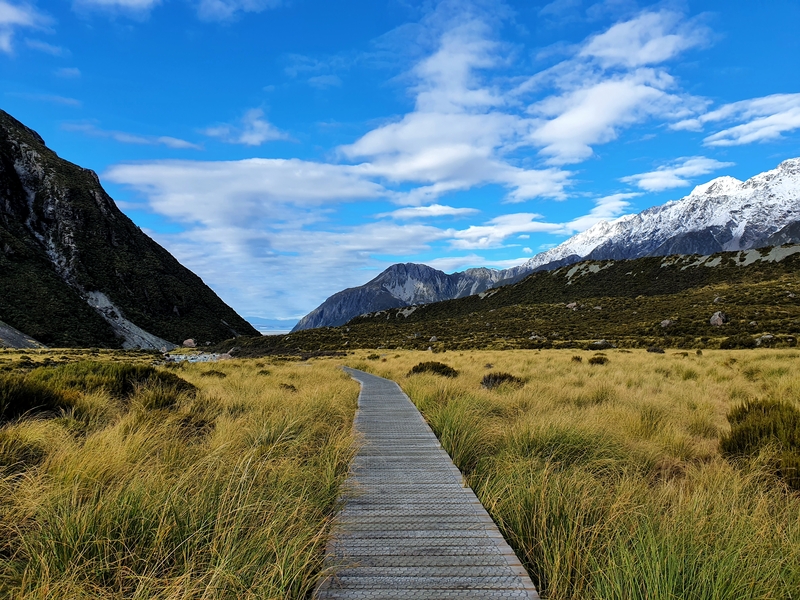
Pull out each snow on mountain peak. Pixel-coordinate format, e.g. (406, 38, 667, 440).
(689, 176, 742, 198)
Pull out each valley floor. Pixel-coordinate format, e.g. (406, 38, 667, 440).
(1, 347, 799, 599)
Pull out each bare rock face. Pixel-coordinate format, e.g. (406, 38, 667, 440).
(0, 109, 259, 348)
(710, 311, 729, 326)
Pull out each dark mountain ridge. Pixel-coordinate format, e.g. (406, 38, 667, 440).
(0, 110, 258, 348)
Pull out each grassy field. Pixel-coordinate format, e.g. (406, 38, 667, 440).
(350, 348, 800, 600)
(0, 349, 358, 599)
(3, 346, 799, 599)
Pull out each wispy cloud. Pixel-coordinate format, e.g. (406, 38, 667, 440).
(72, 0, 161, 15)
(0, 1, 49, 53)
(203, 108, 288, 146)
(64, 122, 201, 149)
(9, 92, 81, 106)
(25, 38, 66, 56)
(196, 0, 283, 21)
(673, 93, 800, 147)
(621, 157, 735, 191)
(55, 66, 81, 78)
(378, 204, 480, 220)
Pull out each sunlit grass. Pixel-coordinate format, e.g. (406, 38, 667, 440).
(351, 348, 800, 600)
(0, 351, 358, 599)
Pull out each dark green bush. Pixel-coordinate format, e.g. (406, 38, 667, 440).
(199, 370, 227, 379)
(721, 399, 800, 490)
(27, 361, 195, 399)
(0, 374, 74, 423)
(481, 372, 523, 389)
(720, 335, 757, 349)
(408, 361, 459, 378)
(588, 356, 609, 365)
(647, 347, 665, 354)
(366, 353, 380, 361)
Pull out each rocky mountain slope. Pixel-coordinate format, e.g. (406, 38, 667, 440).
(0, 110, 259, 348)
(294, 158, 800, 330)
(291, 263, 507, 330)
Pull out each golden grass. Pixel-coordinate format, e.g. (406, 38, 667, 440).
(0, 353, 358, 599)
(349, 349, 800, 600)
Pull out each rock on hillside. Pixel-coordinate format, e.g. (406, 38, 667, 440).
(0, 110, 259, 348)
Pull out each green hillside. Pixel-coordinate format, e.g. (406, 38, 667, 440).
(223, 246, 800, 356)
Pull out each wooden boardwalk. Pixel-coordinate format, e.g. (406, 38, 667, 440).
(315, 368, 539, 599)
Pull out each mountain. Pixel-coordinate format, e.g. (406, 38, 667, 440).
(291, 263, 506, 331)
(229, 244, 800, 356)
(0, 110, 259, 348)
(294, 158, 800, 330)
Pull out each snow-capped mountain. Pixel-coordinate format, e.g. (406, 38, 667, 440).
(293, 158, 800, 331)
(516, 158, 800, 269)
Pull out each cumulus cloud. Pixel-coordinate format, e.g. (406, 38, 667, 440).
(519, 10, 708, 164)
(565, 192, 639, 231)
(203, 109, 288, 146)
(64, 122, 201, 149)
(0, 1, 49, 53)
(621, 157, 735, 191)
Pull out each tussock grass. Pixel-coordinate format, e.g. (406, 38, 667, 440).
(0, 352, 358, 599)
(364, 349, 800, 599)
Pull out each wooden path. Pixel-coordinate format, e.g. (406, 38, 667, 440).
(315, 367, 539, 599)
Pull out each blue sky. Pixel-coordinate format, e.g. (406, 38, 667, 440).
(2, 0, 799, 329)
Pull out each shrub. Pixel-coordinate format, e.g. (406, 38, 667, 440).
(481, 372, 523, 389)
(279, 383, 298, 392)
(408, 361, 459, 378)
(200, 369, 227, 379)
(720, 335, 757, 350)
(588, 356, 609, 365)
(721, 399, 800, 490)
(0, 373, 75, 423)
(366, 353, 381, 361)
(27, 361, 195, 399)
(571, 355, 583, 363)
(647, 347, 665, 354)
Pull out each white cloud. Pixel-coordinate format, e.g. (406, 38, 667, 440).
(450, 213, 561, 250)
(64, 122, 201, 149)
(10, 92, 81, 106)
(565, 192, 638, 231)
(695, 94, 800, 147)
(518, 10, 708, 164)
(621, 157, 734, 191)
(378, 204, 480, 220)
(203, 108, 287, 146)
(0, 1, 48, 53)
(579, 10, 708, 68)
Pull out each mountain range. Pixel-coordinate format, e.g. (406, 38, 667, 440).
(293, 158, 800, 331)
(0, 110, 258, 348)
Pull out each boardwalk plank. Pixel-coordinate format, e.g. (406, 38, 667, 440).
(315, 368, 539, 599)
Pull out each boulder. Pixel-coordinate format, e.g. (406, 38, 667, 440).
(566, 302, 578, 309)
(429, 336, 438, 342)
(709, 311, 729, 326)
(590, 339, 614, 350)
(661, 319, 673, 328)
(183, 338, 196, 348)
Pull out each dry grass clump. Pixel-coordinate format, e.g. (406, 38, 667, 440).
(0, 352, 358, 599)
(362, 349, 800, 599)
